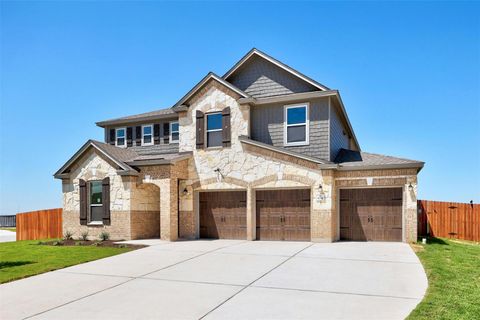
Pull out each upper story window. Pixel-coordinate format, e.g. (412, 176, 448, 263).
(89, 181, 103, 222)
(284, 103, 309, 146)
(170, 121, 179, 143)
(142, 125, 153, 146)
(206, 113, 222, 147)
(116, 128, 126, 147)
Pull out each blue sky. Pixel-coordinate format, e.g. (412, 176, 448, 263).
(1, 1, 479, 215)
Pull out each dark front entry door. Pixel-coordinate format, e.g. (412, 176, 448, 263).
(256, 189, 311, 241)
(340, 188, 403, 241)
(199, 191, 247, 239)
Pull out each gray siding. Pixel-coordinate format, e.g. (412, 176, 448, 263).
(329, 103, 349, 161)
(105, 119, 179, 156)
(250, 97, 330, 160)
(228, 55, 318, 98)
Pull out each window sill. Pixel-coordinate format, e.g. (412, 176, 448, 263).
(284, 142, 309, 147)
(205, 146, 223, 150)
(87, 221, 104, 226)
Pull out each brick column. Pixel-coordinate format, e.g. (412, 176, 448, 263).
(246, 187, 256, 240)
(158, 178, 178, 241)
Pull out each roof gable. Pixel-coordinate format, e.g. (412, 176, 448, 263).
(173, 72, 249, 108)
(54, 140, 138, 179)
(223, 49, 329, 98)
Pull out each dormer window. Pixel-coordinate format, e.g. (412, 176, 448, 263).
(170, 121, 179, 143)
(206, 113, 223, 147)
(116, 128, 126, 147)
(142, 125, 153, 146)
(284, 103, 309, 146)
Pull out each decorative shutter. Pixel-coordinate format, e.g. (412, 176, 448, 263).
(163, 123, 170, 144)
(135, 126, 141, 146)
(126, 127, 133, 147)
(102, 177, 111, 225)
(109, 129, 115, 145)
(222, 107, 231, 147)
(154, 124, 160, 145)
(79, 179, 87, 225)
(196, 111, 204, 149)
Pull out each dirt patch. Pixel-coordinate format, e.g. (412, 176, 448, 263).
(410, 243, 425, 253)
(38, 239, 146, 249)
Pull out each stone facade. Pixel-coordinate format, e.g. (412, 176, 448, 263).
(60, 80, 419, 243)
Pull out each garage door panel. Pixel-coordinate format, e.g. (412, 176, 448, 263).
(256, 189, 311, 241)
(340, 188, 403, 242)
(200, 191, 246, 240)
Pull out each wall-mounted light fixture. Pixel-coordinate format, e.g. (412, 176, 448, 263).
(408, 183, 413, 191)
(182, 187, 189, 196)
(318, 184, 323, 192)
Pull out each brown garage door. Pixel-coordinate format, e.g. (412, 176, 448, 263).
(256, 189, 310, 241)
(340, 188, 403, 241)
(199, 191, 247, 239)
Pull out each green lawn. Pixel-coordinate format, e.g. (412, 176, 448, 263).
(408, 238, 480, 320)
(0, 240, 131, 283)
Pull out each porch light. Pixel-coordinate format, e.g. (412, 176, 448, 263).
(318, 184, 323, 192)
(408, 183, 413, 191)
(183, 187, 189, 196)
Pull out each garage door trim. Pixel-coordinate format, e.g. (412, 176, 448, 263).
(337, 186, 405, 242)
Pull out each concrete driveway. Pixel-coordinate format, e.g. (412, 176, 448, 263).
(0, 240, 427, 320)
(0, 229, 16, 243)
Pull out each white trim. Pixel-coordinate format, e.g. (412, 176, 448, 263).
(115, 127, 126, 148)
(284, 103, 309, 146)
(141, 124, 154, 146)
(206, 112, 223, 148)
(169, 121, 179, 144)
(89, 180, 104, 223)
(223, 49, 328, 91)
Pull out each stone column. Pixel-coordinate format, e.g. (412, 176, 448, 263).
(158, 178, 178, 241)
(405, 176, 418, 243)
(246, 187, 256, 240)
(311, 170, 335, 243)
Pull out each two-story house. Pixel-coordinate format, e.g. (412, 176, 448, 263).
(54, 49, 424, 243)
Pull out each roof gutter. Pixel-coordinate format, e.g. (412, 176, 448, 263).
(96, 113, 178, 128)
(337, 162, 425, 172)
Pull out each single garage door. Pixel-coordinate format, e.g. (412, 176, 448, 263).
(340, 188, 403, 241)
(256, 189, 310, 241)
(199, 191, 247, 239)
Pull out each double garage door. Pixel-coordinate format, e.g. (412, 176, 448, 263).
(199, 189, 311, 241)
(339, 188, 403, 242)
(199, 188, 404, 242)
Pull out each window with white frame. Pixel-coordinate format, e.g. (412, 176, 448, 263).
(170, 121, 179, 143)
(116, 128, 126, 147)
(142, 125, 153, 146)
(206, 113, 222, 147)
(284, 104, 309, 146)
(89, 180, 103, 222)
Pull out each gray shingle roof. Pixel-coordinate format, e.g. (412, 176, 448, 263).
(90, 140, 138, 163)
(96, 108, 176, 127)
(335, 148, 424, 169)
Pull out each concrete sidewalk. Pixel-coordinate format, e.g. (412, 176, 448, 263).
(0, 240, 428, 320)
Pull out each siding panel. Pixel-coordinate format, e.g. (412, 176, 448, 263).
(105, 120, 179, 155)
(329, 103, 349, 161)
(229, 55, 318, 98)
(250, 97, 329, 160)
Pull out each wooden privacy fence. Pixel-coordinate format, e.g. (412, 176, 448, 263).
(16, 208, 63, 241)
(418, 200, 480, 242)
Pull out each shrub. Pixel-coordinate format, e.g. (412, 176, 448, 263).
(80, 231, 89, 241)
(63, 230, 73, 240)
(99, 231, 110, 241)
(74, 241, 82, 246)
